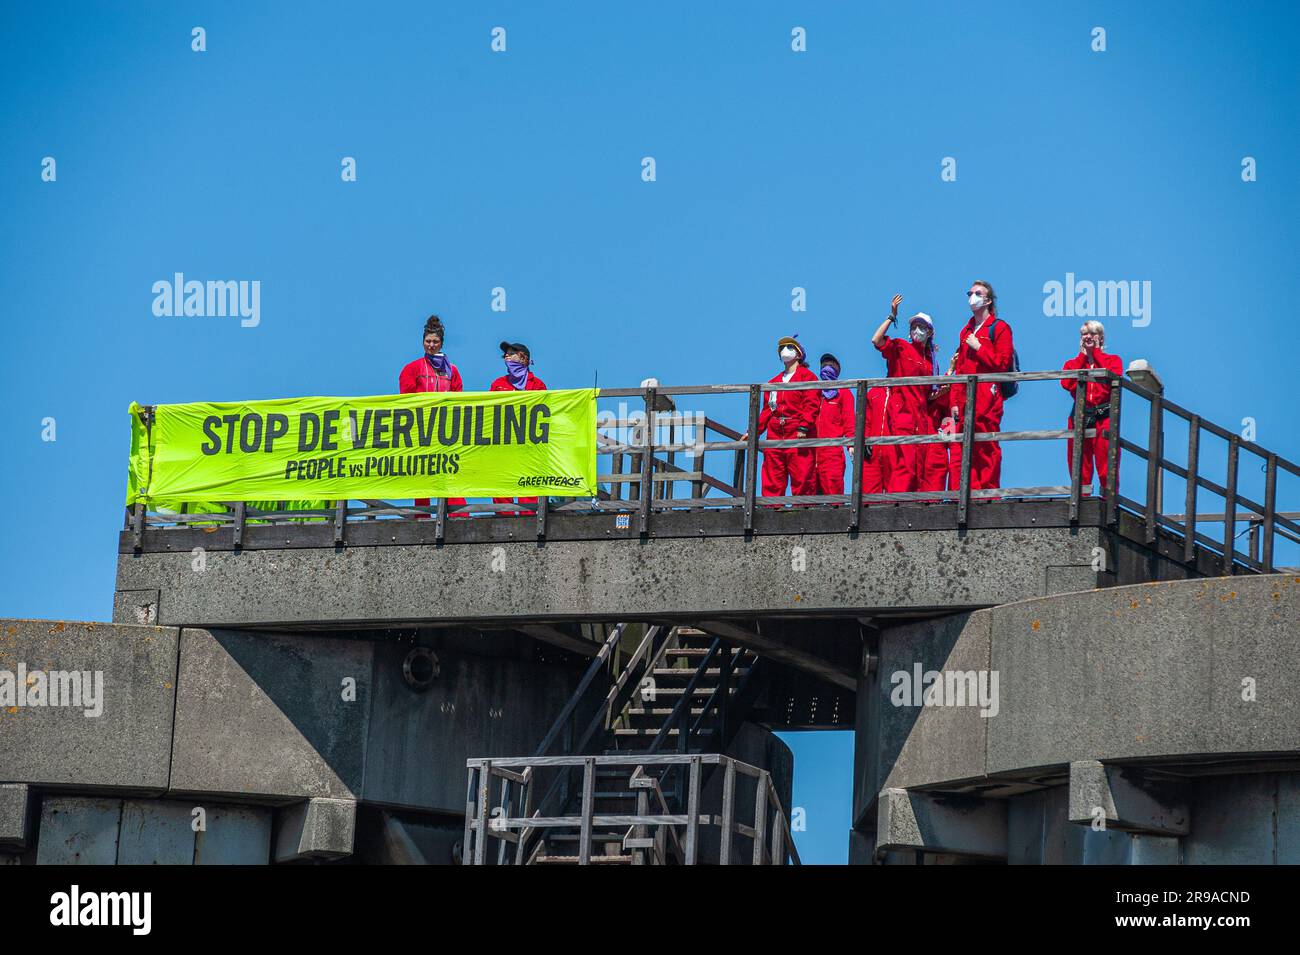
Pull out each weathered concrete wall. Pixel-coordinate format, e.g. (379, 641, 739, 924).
(0, 620, 178, 793)
(116, 526, 1110, 628)
(854, 573, 1300, 832)
(0, 619, 586, 820)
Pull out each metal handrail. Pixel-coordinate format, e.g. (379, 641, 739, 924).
(465, 753, 801, 865)
(126, 368, 1299, 576)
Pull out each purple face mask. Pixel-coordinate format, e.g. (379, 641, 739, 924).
(820, 364, 840, 401)
(426, 353, 451, 377)
(505, 359, 529, 390)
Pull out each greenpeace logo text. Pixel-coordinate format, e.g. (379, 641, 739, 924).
(152, 272, 260, 327)
(0, 664, 103, 717)
(50, 885, 151, 935)
(1042, 272, 1151, 327)
(889, 664, 999, 718)
(517, 475, 583, 488)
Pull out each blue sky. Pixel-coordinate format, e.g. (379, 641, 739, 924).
(3, 2, 1298, 864)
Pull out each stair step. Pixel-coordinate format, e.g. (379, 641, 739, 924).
(645, 687, 734, 698)
(536, 854, 633, 865)
(626, 707, 706, 717)
(614, 727, 715, 737)
(651, 667, 751, 678)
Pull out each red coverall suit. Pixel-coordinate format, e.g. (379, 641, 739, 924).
(872, 337, 933, 493)
(490, 371, 548, 514)
(947, 315, 1014, 491)
(1061, 349, 1123, 493)
(399, 357, 466, 514)
(859, 384, 895, 495)
(814, 387, 855, 496)
(757, 365, 819, 499)
(919, 384, 955, 492)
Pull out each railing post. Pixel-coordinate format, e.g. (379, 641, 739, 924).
(473, 761, 491, 865)
(849, 380, 867, 529)
(1223, 435, 1239, 574)
(752, 770, 769, 865)
(719, 760, 736, 865)
(638, 387, 655, 536)
(744, 385, 761, 532)
(957, 377, 977, 526)
(132, 503, 145, 552)
(536, 494, 548, 539)
(578, 757, 595, 865)
(1105, 376, 1122, 525)
(333, 498, 347, 545)
(685, 756, 701, 865)
(1183, 415, 1200, 564)
(464, 764, 478, 864)
(1069, 370, 1087, 522)
(1144, 393, 1163, 544)
(435, 497, 447, 543)
(1263, 453, 1278, 572)
(233, 501, 246, 549)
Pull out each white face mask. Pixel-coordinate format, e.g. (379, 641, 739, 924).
(779, 346, 798, 362)
(911, 327, 930, 344)
(968, 292, 987, 310)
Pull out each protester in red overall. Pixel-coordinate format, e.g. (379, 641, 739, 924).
(490, 341, 547, 516)
(1061, 320, 1123, 495)
(813, 353, 855, 498)
(858, 378, 892, 496)
(869, 296, 937, 494)
(918, 353, 958, 493)
(947, 281, 1014, 492)
(398, 315, 466, 516)
(753, 335, 818, 501)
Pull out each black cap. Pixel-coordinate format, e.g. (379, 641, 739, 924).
(499, 341, 530, 361)
(819, 353, 840, 367)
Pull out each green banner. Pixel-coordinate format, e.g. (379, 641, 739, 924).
(125, 389, 598, 504)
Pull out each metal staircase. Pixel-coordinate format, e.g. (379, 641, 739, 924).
(463, 624, 800, 865)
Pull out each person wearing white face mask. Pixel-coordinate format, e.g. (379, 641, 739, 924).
(948, 281, 1015, 491)
(752, 334, 819, 500)
(867, 295, 936, 494)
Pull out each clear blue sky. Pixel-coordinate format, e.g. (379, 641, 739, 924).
(3, 2, 1298, 864)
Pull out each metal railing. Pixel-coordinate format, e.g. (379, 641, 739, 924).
(124, 370, 1300, 573)
(463, 753, 799, 866)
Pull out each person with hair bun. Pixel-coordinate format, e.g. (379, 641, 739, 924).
(1061, 319, 1123, 494)
(398, 314, 466, 515)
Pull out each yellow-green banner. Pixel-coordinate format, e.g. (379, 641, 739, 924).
(125, 389, 598, 504)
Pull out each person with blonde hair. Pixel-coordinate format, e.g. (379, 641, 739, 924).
(1061, 319, 1123, 494)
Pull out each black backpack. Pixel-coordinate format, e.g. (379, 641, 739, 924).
(987, 319, 1020, 399)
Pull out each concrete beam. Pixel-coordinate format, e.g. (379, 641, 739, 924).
(0, 785, 31, 850)
(515, 624, 601, 657)
(273, 797, 357, 862)
(696, 620, 856, 691)
(1068, 760, 1190, 835)
(116, 524, 1110, 629)
(876, 788, 1007, 860)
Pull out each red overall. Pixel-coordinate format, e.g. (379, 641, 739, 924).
(918, 385, 955, 493)
(859, 385, 897, 495)
(757, 365, 819, 499)
(399, 357, 466, 514)
(871, 337, 934, 494)
(490, 371, 548, 514)
(1061, 349, 1123, 494)
(947, 315, 1014, 492)
(814, 387, 855, 496)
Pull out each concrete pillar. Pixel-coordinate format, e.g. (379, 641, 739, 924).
(876, 788, 1007, 861)
(0, 785, 31, 850)
(1068, 760, 1189, 835)
(274, 797, 357, 862)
